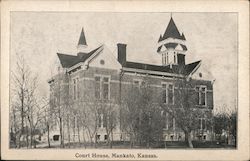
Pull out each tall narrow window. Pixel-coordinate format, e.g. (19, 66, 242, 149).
(95, 76, 101, 99)
(95, 76, 110, 100)
(195, 87, 200, 105)
(196, 86, 207, 106)
(201, 87, 206, 105)
(103, 77, 109, 100)
(162, 53, 165, 65)
(76, 78, 80, 99)
(162, 84, 167, 103)
(166, 52, 169, 64)
(73, 79, 76, 100)
(199, 118, 206, 130)
(165, 112, 169, 129)
(73, 78, 79, 100)
(103, 113, 107, 128)
(98, 114, 102, 127)
(168, 116, 174, 129)
(174, 52, 177, 64)
(162, 83, 174, 104)
(168, 84, 174, 104)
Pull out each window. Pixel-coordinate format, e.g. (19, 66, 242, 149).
(196, 86, 207, 106)
(174, 52, 176, 64)
(162, 53, 166, 65)
(98, 113, 102, 128)
(103, 77, 109, 100)
(168, 84, 174, 104)
(73, 78, 79, 100)
(95, 76, 101, 99)
(167, 52, 169, 64)
(169, 117, 175, 129)
(95, 76, 110, 100)
(103, 113, 107, 128)
(198, 118, 206, 130)
(165, 112, 168, 129)
(162, 83, 174, 104)
(104, 135, 108, 140)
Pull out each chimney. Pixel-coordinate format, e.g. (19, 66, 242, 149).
(117, 43, 127, 66)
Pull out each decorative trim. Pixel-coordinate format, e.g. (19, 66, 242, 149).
(122, 67, 184, 78)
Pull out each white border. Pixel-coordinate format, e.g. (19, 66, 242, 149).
(1, 0, 249, 160)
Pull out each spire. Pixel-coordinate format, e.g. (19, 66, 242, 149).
(160, 17, 184, 41)
(158, 34, 163, 42)
(78, 28, 87, 46)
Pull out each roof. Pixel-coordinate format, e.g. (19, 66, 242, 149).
(157, 43, 188, 52)
(123, 60, 201, 76)
(159, 17, 186, 42)
(57, 45, 102, 68)
(78, 28, 87, 46)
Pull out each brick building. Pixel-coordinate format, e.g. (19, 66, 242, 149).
(48, 17, 214, 144)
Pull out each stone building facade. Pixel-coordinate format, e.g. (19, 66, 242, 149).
(48, 17, 214, 143)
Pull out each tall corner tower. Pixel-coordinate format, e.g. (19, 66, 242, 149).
(157, 17, 187, 66)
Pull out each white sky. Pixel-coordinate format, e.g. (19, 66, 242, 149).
(11, 12, 237, 112)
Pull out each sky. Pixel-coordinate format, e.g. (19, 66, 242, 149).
(10, 12, 237, 112)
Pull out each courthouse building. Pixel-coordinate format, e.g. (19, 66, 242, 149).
(48, 17, 214, 143)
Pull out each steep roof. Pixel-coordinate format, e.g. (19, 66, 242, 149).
(78, 28, 87, 46)
(57, 45, 102, 68)
(123, 60, 201, 76)
(159, 17, 186, 42)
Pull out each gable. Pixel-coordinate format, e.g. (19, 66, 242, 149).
(88, 44, 122, 70)
(191, 62, 215, 81)
(175, 44, 183, 51)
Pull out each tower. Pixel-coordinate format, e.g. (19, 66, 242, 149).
(157, 17, 187, 67)
(77, 27, 89, 53)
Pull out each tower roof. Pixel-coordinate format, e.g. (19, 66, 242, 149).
(78, 28, 87, 46)
(159, 17, 185, 42)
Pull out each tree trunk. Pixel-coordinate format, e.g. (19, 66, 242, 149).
(67, 115, 70, 148)
(77, 124, 81, 147)
(17, 132, 21, 148)
(26, 134, 29, 148)
(29, 127, 33, 148)
(130, 133, 134, 148)
(59, 117, 64, 148)
(185, 131, 193, 148)
(110, 130, 113, 149)
(47, 123, 50, 148)
(82, 128, 87, 149)
(94, 134, 97, 148)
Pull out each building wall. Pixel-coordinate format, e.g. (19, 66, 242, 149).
(49, 66, 214, 142)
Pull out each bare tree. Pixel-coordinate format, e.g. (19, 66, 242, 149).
(49, 69, 70, 148)
(122, 76, 165, 148)
(10, 53, 40, 148)
(100, 100, 118, 148)
(160, 76, 212, 148)
(213, 105, 237, 145)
